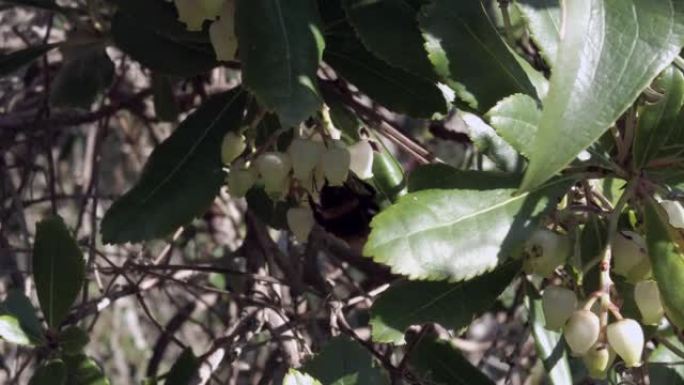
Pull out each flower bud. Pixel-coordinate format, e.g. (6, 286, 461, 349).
(256, 152, 291, 194)
(612, 231, 651, 283)
(321, 146, 350, 186)
(227, 167, 256, 198)
(221, 132, 246, 165)
(348, 141, 374, 179)
(606, 319, 644, 368)
(209, 0, 237, 61)
(288, 138, 325, 181)
(523, 229, 571, 277)
(634, 280, 664, 325)
(287, 206, 315, 243)
(542, 286, 577, 331)
(582, 343, 615, 379)
(660, 200, 684, 229)
(564, 310, 600, 355)
(174, 0, 224, 31)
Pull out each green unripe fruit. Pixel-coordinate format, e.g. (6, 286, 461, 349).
(286, 206, 315, 243)
(321, 146, 350, 186)
(564, 310, 600, 356)
(612, 231, 652, 283)
(348, 140, 374, 179)
(606, 319, 644, 368)
(288, 138, 324, 181)
(256, 152, 291, 194)
(582, 343, 615, 379)
(523, 229, 571, 277)
(227, 167, 256, 198)
(660, 200, 684, 229)
(634, 279, 664, 325)
(542, 286, 577, 331)
(221, 132, 247, 165)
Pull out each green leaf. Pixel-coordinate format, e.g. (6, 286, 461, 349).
(343, 0, 435, 80)
(0, 290, 45, 345)
(486, 94, 540, 158)
(0, 43, 57, 77)
(151, 73, 180, 122)
(364, 169, 571, 281)
(101, 90, 247, 243)
(284, 369, 323, 385)
(526, 287, 572, 385)
(324, 92, 362, 143)
(419, 0, 537, 111)
(236, 0, 324, 127)
(58, 326, 90, 355)
(304, 337, 389, 385)
(649, 334, 684, 384)
(32, 216, 85, 328)
(408, 336, 494, 385)
(166, 349, 199, 385)
(324, 25, 447, 118)
(370, 262, 519, 344)
(29, 359, 66, 385)
(111, 0, 217, 77)
(64, 354, 109, 385)
(633, 66, 684, 169)
(49, 45, 114, 109)
(0, 315, 31, 346)
(520, 0, 684, 192)
(644, 197, 684, 330)
(515, 0, 561, 66)
(408, 164, 520, 192)
(460, 112, 523, 172)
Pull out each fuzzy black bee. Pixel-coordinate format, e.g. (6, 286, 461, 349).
(310, 176, 379, 242)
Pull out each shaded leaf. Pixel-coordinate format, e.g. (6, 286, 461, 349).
(644, 197, 684, 329)
(515, 0, 561, 66)
(166, 349, 199, 385)
(527, 286, 572, 385)
(649, 333, 684, 384)
(64, 354, 109, 385)
(236, 0, 324, 127)
(0, 290, 45, 345)
(101, 89, 247, 244)
(633, 66, 684, 168)
(364, 168, 572, 281)
(304, 337, 389, 385)
(0, 43, 57, 77)
(419, 0, 537, 111)
(324, 25, 447, 118)
(520, 0, 684, 191)
(370, 262, 519, 344)
(50, 44, 114, 109)
(112, 0, 217, 77)
(343, 0, 434, 79)
(409, 336, 495, 385)
(29, 359, 66, 385)
(32, 216, 85, 328)
(486, 93, 540, 158)
(408, 164, 520, 192)
(58, 326, 89, 355)
(151, 73, 180, 122)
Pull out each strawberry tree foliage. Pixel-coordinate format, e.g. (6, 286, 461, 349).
(4, 0, 684, 383)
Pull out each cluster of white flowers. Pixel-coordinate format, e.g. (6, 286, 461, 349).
(174, 0, 237, 61)
(220, 130, 375, 243)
